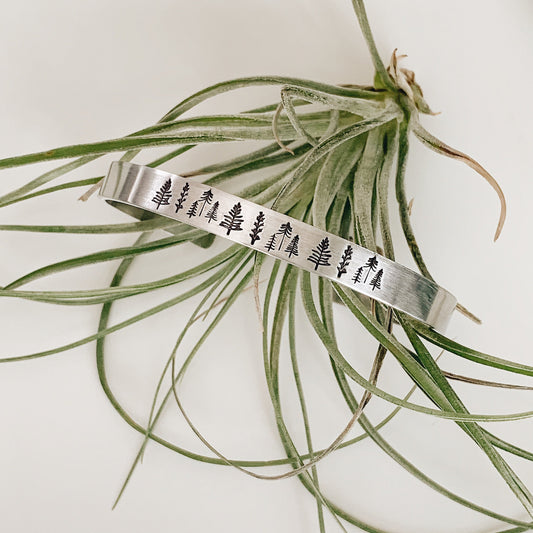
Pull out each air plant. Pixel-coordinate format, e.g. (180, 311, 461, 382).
(1, 1, 532, 531)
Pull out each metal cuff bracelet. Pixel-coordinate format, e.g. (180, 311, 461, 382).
(99, 161, 457, 332)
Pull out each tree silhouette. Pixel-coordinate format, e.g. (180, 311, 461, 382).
(307, 237, 332, 271)
(249, 211, 265, 245)
(363, 255, 379, 282)
(352, 266, 363, 284)
(197, 188, 214, 216)
(186, 200, 199, 218)
(369, 269, 383, 291)
(276, 222, 292, 250)
(151, 178, 172, 210)
(219, 202, 244, 235)
(205, 200, 219, 223)
(264, 233, 277, 251)
(175, 182, 189, 213)
(336, 244, 353, 278)
(284, 235, 299, 258)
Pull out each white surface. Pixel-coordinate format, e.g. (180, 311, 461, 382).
(0, 1, 532, 532)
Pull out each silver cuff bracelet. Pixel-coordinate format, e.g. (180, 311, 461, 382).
(99, 161, 457, 332)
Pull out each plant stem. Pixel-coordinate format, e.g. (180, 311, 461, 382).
(350, 0, 395, 90)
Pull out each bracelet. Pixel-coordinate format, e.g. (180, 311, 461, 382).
(99, 161, 457, 332)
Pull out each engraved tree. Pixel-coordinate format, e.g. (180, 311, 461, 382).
(174, 182, 189, 213)
(151, 178, 172, 210)
(186, 200, 199, 218)
(219, 202, 244, 235)
(264, 233, 277, 251)
(197, 188, 214, 216)
(307, 237, 332, 271)
(336, 244, 353, 278)
(352, 266, 363, 284)
(249, 211, 265, 245)
(284, 235, 299, 258)
(369, 269, 383, 291)
(277, 222, 292, 250)
(363, 254, 379, 282)
(205, 200, 219, 223)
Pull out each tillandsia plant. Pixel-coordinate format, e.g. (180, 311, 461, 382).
(1, 1, 532, 531)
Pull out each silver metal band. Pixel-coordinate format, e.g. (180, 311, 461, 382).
(99, 161, 457, 332)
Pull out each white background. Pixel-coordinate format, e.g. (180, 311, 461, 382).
(0, 1, 532, 532)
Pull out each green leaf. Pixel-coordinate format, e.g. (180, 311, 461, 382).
(414, 321, 533, 378)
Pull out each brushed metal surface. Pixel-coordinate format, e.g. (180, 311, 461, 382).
(99, 161, 457, 332)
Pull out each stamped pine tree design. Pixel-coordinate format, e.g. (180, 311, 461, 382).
(186, 200, 199, 218)
(307, 237, 332, 271)
(276, 222, 292, 250)
(174, 182, 189, 213)
(284, 235, 299, 258)
(363, 255, 379, 282)
(197, 188, 214, 216)
(151, 178, 172, 210)
(352, 266, 363, 284)
(249, 211, 265, 245)
(264, 233, 277, 251)
(219, 202, 244, 235)
(369, 269, 383, 291)
(205, 200, 219, 223)
(336, 244, 353, 278)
